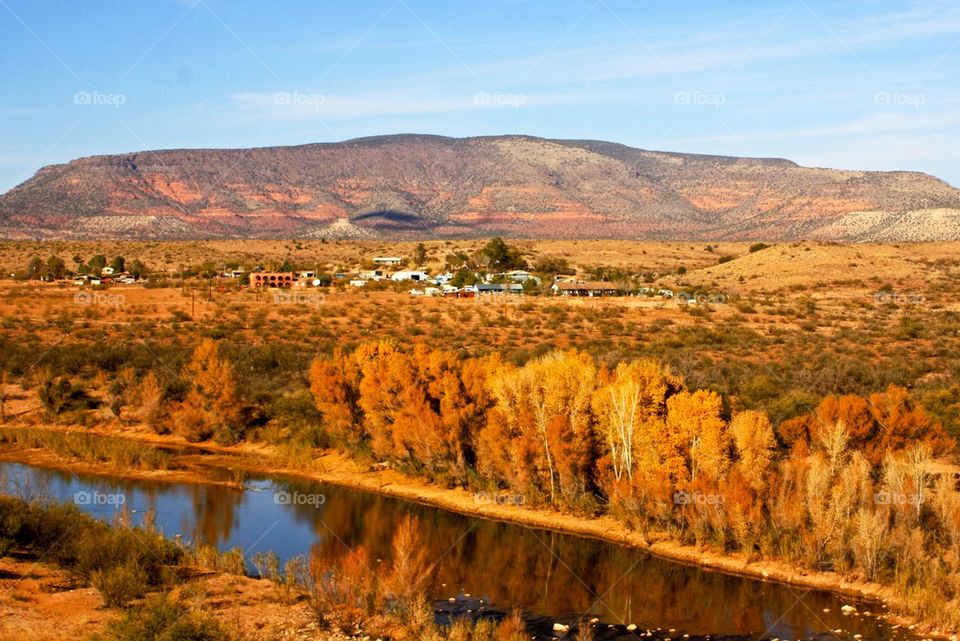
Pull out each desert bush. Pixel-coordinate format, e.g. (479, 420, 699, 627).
(0, 496, 181, 605)
(37, 371, 94, 417)
(492, 610, 527, 641)
(136, 371, 168, 433)
(190, 544, 246, 576)
(92, 593, 234, 641)
(307, 546, 382, 632)
(91, 561, 148, 607)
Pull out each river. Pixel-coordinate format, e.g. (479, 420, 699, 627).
(0, 461, 911, 640)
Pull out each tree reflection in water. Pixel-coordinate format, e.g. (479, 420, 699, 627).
(0, 464, 905, 640)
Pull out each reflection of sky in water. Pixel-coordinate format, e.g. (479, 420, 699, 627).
(0, 464, 319, 564)
(0, 462, 913, 641)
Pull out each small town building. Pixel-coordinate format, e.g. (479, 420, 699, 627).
(390, 270, 430, 282)
(249, 272, 295, 288)
(373, 257, 403, 266)
(476, 283, 524, 295)
(551, 281, 626, 297)
(504, 270, 538, 283)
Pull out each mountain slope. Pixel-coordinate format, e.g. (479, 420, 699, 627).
(2, 134, 958, 241)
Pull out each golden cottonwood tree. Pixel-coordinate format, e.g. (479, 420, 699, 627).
(308, 340, 398, 449)
(729, 410, 777, 491)
(664, 390, 728, 487)
(778, 386, 954, 467)
(309, 347, 364, 447)
(592, 360, 681, 483)
(356, 344, 492, 481)
(591, 360, 682, 527)
(481, 350, 596, 508)
(172, 339, 243, 443)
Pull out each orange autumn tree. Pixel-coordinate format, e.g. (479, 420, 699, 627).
(664, 389, 729, 488)
(778, 385, 955, 467)
(308, 340, 395, 450)
(591, 359, 683, 523)
(310, 340, 495, 482)
(356, 344, 494, 482)
(479, 350, 596, 509)
(724, 410, 779, 550)
(309, 346, 364, 448)
(172, 339, 243, 444)
(729, 410, 777, 491)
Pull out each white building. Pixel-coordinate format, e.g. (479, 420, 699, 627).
(359, 269, 385, 281)
(505, 270, 538, 283)
(373, 257, 403, 266)
(391, 270, 430, 282)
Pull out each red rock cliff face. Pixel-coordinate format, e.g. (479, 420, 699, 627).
(2, 134, 959, 240)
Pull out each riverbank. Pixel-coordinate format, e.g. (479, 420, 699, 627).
(0, 555, 322, 641)
(0, 424, 955, 640)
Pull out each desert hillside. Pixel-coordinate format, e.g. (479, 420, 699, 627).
(2, 134, 959, 241)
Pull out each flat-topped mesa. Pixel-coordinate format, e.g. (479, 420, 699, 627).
(2, 134, 959, 241)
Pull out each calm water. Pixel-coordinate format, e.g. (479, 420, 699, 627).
(0, 461, 911, 640)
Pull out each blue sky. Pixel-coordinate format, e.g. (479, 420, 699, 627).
(1, 0, 959, 192)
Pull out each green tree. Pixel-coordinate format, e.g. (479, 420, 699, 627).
(46, 255, 67, 280)
(445, 251, 470, 269)
(451, 268, 480, 288)
(24, 256, 44, 280)
(480, 237, 526, 271)
(128, 259, 148, 279)
(88, 255, 107, 273)
(413, 243, 428, 267)
(110, 256, 126, 273)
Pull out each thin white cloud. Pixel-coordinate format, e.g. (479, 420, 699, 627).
(656, 111, 960, 146)
(228, 88, 606, 122)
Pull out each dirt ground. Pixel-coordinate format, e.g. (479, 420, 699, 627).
(0, 555, 322, 641)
